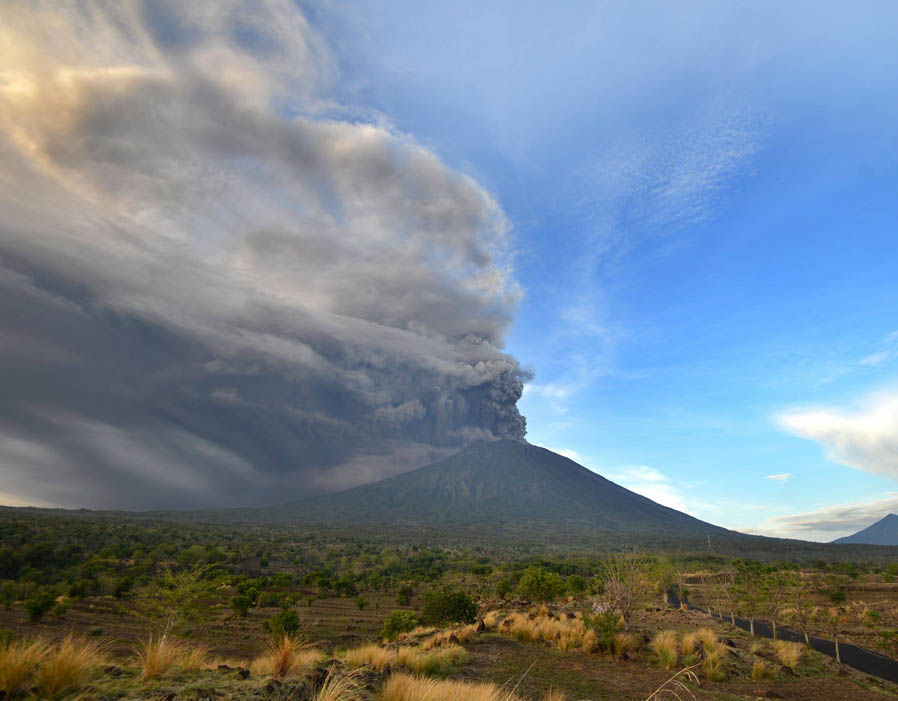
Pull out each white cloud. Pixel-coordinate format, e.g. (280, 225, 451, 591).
(606, 465, 689, 513)
(765, 473, 793, 482)
(777, 390, 898, 481)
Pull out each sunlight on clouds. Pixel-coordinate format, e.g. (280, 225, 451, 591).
(764, 473, 793, 481)
(777, 390, 898, 481)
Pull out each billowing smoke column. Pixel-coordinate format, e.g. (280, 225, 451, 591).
(0, 1, 528, 509)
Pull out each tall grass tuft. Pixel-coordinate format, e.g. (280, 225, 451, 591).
(0, 638, 49, 697)
(35, 635, 108, 697)
(341, 644, 395, 671)
(251, 636, 321, 678)
(136, 635, 207, 678)
(772, 640, 803, 670)
(382, 672, 524, 701)
(650, 630, 680, 671)
(751, 660, 774, 680)
(313, 667, 365, 701)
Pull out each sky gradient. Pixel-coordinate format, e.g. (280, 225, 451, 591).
(2, 1, 898, 540)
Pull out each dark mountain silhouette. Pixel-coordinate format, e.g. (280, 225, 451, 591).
(832, 514, 898, 545)
(274, 439, 733, 536)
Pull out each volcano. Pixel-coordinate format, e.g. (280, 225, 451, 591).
(277, 439, 732, 537)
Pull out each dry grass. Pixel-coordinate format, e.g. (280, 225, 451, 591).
(0, 635, 107, 698)
(35, 635, 109, 697)
(382, 672, 524, 701)
(342, 643, 396, 672)
(0, 637, 48, 697)
(313, 667, 366, 701)
(612, 632, 638, 658)
(499, 612, 587, 650)
(772, 640, 803, 670)
(250, 636, 322, 679)
(700, 643, 728, 682)
(650, 630, 680, 671)
(749, 640, 766, 655)
(483, 611, 501, 629)
(136, 635, 207, 678)
(751, 660, 774, 680)
(342, 643, 468, 676)
(543, 688, 567, 701)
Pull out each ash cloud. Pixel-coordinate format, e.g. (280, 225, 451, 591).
(0, 1, 528, 509)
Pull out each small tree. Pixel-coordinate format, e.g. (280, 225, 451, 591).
(134, 566, 219, 640)
(231, 595, 252, 617)
(421, 588, 477, 625)
(25, 588, 55, 622)
(517, 567, 565, 603)
(599, 550, 653, 631)
(381, 610, 418, 640)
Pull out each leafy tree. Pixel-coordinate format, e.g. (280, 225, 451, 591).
(355, 595, 368, 610)
(381, 610, 418, 640)
(0, 581, 15, 610)
(231, 595, 252, 617)
(495, 576, 514, 599)
(421, 588, 477, 625)
(567, 574, 587, 595)
(517, 567, 565, 602)
(25, 588, 55, 622)
(134, 566, 219, 638)
(267, 609, 301, 638)
(396, 583, 414, 606)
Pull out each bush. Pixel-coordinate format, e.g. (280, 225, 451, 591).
(396, 584, 414, 606)
(231, 595, 252, 617)
(495, 577, 514, 599)
(567, 575, 587, 595)
(381, 610, 419, 640)
(25, 589, 55, 623)
(355, 596, 367, 610)
(517, 567, 565, 602)
(421, 589, 477, 626)
(267, 609, 301, 638)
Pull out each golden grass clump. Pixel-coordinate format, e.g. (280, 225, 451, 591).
(772, 640, 803, 670)
(612, 632, 638, 658)
(313, 667, 365, 701)
(543, 688, 567, 701)
(35, 635, 109, 697)
(751, 659, 774, 680)
(500, 612, 587, 650)
(482, 611, 501, 629)
(341, 643, 396, 672)
(701, 643, 728, 682)
(693, 628, 719, 655)
(650, 630, 680, 671)
(250, 636, 321, 679)
(382, 672, 523, 701)
(0, 635, 107, 698)
(137, 635, 208, 678)
(0, 637, 49, 697)
(581, 629, 601, 654)
(396, 644, 469, 676)
(749, 640, 766, 655)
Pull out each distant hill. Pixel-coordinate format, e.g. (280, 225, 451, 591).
(271, 439, 735, 537)
(832, 514, 898, 545)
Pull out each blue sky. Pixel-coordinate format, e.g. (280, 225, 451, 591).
(3, 2, 898, 539)
(307, 0, 898, 539)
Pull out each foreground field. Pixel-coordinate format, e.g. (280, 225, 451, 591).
(2, 510, 898, 698)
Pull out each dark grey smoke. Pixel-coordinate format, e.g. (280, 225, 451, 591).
(0, 1, 528, 509)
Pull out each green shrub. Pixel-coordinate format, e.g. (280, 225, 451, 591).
(495, 577, 514, 599)
(382, 610, 419, 640)
(396, 584, 414, 606)
(231, 595, 252, 617)
(517, 567, 565, 602)
(421, 589, 476, 625)
(266, 609, 300, 638)
(355, 596, 367, 610)
(25, 589, 55, 622)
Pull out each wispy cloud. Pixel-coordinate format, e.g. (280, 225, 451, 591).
(859, 330, 898, 366)
(776, 389, 898, 481)
(606, 465, 690, 513)
(761, 493, 898, 540)
(765, 473, 793, 482)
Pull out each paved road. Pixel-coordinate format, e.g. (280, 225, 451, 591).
(666, 586, 898, 684)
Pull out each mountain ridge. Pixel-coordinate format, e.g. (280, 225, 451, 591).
(832, 513, 898, 545)
(271, 439, 735, 536)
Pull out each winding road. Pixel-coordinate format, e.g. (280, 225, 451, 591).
(666, 586, 898, 684)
